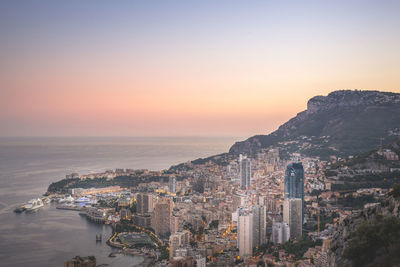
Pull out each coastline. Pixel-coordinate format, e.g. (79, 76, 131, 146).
(1, 136, 237, 266)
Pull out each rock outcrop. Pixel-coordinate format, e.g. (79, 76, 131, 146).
(229, 90, 400, 158)
(328, 196, 400, 266)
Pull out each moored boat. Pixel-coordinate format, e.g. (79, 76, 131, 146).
(13, 206, 26, 213)
(24, 198, 44, 211)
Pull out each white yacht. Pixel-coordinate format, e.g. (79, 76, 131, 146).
(66, 195, 75, 202)
(74, 197, 90, 203)
(58, 195, 75, 203)
(87, 198, 98, 205)
(24, 198, 44, 211)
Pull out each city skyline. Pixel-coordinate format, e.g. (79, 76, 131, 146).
(1, 1, 400, 266)
(1, 0, 400, 136)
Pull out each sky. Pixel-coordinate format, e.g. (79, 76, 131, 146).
(1, 0, 399, 137)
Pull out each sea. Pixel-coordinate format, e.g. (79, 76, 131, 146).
(0, 136, 239, 267)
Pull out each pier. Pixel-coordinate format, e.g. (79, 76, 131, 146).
(56, 205, 82, 211)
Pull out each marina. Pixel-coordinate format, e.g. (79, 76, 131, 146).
(0, 136, 234, 266)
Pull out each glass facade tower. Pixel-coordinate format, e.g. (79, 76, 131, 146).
(284, 162, 304, 222)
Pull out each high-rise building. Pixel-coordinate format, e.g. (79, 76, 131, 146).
(170, 215, 180, 234)
(169, 230, 190, 259)
(271, 222, 290, 244)
(136, 193, 154, 214)
(169, 176, 177, 193)
(237, 207, 253, 258)
(153, 197, 173, 236)
(240, 156, 251, 190)
(232, 193, 248, 211)
(284, 163, 304, 200)
(133, 214, 152, 228)
(284, 162, 304, 222)
(252, 205, 266, 246)
(283, 198, 302, 240)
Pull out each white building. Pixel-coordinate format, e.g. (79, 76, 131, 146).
(271, 222, 290, 244)
(283, 198, 302, 239)
(237, 207, 253, 258)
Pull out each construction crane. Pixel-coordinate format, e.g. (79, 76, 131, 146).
(317, 208, 320, 236)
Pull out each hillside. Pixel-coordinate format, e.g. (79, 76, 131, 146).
(328, 191, 400, 267)
(229, 90, 400, 159)
(325, 138, 400, 191)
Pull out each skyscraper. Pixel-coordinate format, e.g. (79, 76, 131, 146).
(136, 193, 154, 214)
(252, 205, 266, 247)
(284, 162, 304, 200)
(271, 222, 290, 244)
(240, 156, 251, 190)
(284, 162, 304, 222)
(283, 198, 302, 240)
(153, 197, 173, 237)
(237, 207, 253, 258)
(169, 176, 177, 193)
(170, 214, 180, 234)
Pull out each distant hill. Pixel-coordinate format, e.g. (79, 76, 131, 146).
(329, 137, 400, 171)
(325, 137, 400, 191)
(229, 90, 400, 159)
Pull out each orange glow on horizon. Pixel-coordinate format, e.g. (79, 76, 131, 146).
(1, 1, 400, 136)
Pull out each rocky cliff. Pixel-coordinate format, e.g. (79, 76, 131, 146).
(229, 90, 400, 158)
(328, 195, 400, 267)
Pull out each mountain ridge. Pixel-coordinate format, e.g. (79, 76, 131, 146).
(229, 90, 400, 159)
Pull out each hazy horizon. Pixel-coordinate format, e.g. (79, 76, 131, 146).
(0, 135, 244, 138)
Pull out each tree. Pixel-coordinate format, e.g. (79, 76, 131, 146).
(209, 220, 219, 229)
(129, 201, 137, 213)
(278, 235, 318, 259)
(115, 224, 123, 233)
(389, 183, 400, 198)
(343, 216, 400, 267)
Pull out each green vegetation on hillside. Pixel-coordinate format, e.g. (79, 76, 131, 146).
(389, 184, 400, 198)
(337, 195, 375, 209)
(230, 90, 400, 159)
(331, 171, 400, 191)
(278, 235, 322, 260)
(304, 211, 339, 232)
(47, 178, 80, 193)
(343, 216, 400, 267)
(47, 175, 170, 193)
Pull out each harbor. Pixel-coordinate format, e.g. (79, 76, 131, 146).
(0, 136, 233, 266)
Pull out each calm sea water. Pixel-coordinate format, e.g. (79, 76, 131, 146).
(0, 136, 238, 267)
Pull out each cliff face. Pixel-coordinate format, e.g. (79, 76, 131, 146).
(307, 90, 400, 114)
(229, 90, 400, 158)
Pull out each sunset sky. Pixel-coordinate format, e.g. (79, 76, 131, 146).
(1, 0, 400, 137)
